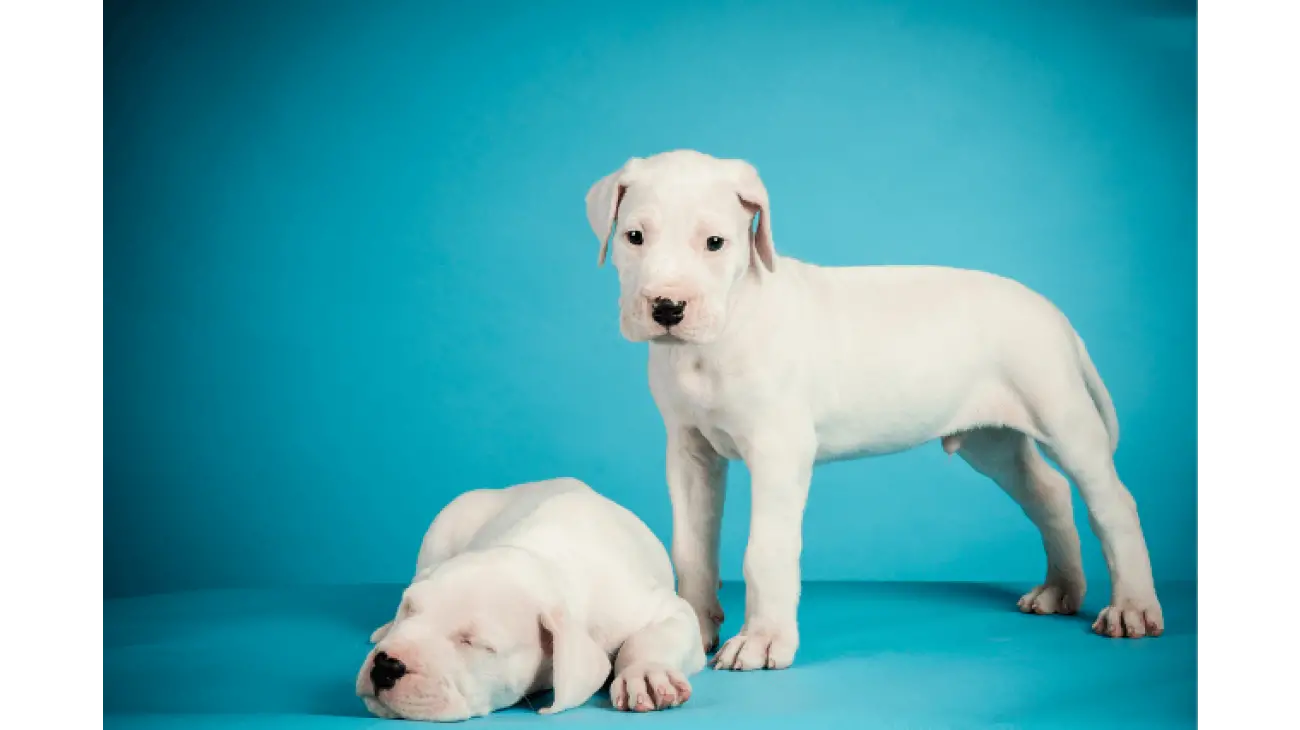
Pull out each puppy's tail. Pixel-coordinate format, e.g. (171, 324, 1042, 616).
(1074, 332, 1120, 454)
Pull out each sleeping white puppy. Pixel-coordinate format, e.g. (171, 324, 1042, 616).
(355, 477, 706, 721)
(584, 149, 1165, 672)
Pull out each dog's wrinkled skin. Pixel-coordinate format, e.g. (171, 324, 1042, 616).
(356, 478, 706, 720)
(585, 150, 1164, 671)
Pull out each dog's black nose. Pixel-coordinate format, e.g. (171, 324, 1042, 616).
(651, 298, 686, 327)
(370, 651, 407, 693)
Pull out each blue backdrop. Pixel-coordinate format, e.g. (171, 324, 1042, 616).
(104, 0, 1196, 599)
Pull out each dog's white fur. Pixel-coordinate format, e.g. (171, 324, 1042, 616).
(356, 478, 705, 720)
(585, 150, 1164, 672)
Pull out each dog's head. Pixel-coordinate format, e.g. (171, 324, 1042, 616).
(356, 551, 611, 721)
(586, 150, 776, 345)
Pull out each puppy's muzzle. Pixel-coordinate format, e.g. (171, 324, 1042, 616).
(651, 297, 686, 328)
(370, 651, 407, 693)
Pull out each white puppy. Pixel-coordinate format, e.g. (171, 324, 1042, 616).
(356, 477, 705, 720)
(584, 149, 1165, 672)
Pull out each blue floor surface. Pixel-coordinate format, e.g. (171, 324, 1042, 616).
(105, 581, 1196, 729)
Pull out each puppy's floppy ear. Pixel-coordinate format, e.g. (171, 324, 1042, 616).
(537, 605, 611, 715)
(585, 159, 638, 266)
(730, 160, 776, 273)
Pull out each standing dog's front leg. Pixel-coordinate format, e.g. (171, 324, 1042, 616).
(713, 430, 814, 671)
(666, 426, 728, 653)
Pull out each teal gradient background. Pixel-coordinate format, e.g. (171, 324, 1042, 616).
(105, 0, 1196, 599)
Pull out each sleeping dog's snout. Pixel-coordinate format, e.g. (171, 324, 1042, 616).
(370, 651, 407, 693)
(650, 297, 686, 328)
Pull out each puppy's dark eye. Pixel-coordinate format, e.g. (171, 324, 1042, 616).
(706, 236, 725, 252)
(625, 230, 644, 245)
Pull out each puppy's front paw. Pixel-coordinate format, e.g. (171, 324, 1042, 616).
(712, 622, 798, 671)
(611, 664, 692, 712)
(679, 590, 724, 653)
(696, 602, 724, 654)
(1093, 594, 1164, 638)
(1017, 576, 1085, 615)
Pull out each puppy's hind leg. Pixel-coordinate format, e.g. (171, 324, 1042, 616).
(413, 488, 508, 577)
(957, 427, 1086, 615)
(1037, 397, 1163, 638)
(609, 594, 706, 713)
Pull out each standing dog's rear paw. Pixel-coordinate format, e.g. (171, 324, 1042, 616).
(1017, 577, 1084, 615)
(1093, 595, 1164, 638)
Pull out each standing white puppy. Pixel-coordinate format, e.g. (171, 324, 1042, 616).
(584, 149, 1164, 672)
(356, 477, 705, 720)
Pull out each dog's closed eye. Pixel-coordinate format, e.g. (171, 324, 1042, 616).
(455, 630, 496, 654)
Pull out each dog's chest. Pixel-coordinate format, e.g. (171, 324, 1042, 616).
(662, 354, 746, 460)
(670, 353, 717, 403)
(666, 352, 728, 411)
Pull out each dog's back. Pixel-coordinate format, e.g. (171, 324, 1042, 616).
(418, 477, 674, 590)
(412, 478, 681, 652)
(463, 478, 591, 552)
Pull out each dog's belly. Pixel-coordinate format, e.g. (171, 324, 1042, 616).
(809, 373, 1037, 462)
(687, 394, 949, 463)
(813, 421, 935, 461)
(665, 361, 990, 463)
(810, 391, 958, 461)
